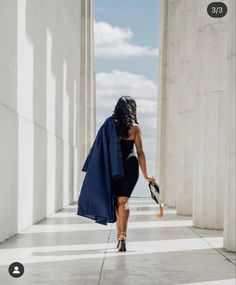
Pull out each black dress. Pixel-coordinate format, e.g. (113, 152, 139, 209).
(112, 139, 139, 197)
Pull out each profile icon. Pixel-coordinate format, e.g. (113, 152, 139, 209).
(8, 262, 24, 278)
(13, 266, 20, 274)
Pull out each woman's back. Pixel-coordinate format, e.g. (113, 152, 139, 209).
(120, 139, 135, 158)
(112, 125, 139, 198)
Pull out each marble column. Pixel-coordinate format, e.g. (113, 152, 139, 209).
(157, 1, 197, 213)
(192, 0, 228, 230)
(78, 0, 95, 193)
(87, 0, 95, 142)
(157, 0, 231, 225)
(79, 0, 87, 167)
(92, 72, 96, 136)
(174, 2, 197, 216)
(156, 0, 176, 208)
(85, 0, 91, 154)
(223, 0, 236, 252)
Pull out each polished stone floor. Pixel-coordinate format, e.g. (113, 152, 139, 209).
(0, 198, 235, 285)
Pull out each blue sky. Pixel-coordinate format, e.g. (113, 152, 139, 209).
(94, 0, 160, 197)
(94, 0, 160, 82)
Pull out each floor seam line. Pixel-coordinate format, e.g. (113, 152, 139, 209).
(97, 225, 112, 285)
(183, 222, 236, 266)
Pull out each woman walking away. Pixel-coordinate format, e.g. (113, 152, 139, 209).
(77, 96, 155, 252)
(112, 96, 155, 251)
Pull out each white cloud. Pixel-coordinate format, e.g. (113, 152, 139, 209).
(96, 69, 156, 99)
(94, 21, 158, 58)
(96, 69, 157, 134)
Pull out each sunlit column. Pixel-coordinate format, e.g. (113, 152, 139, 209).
(86, 0, 95, 146)
(192, 2, 228, 229)
(157, 1, 196, 212)
(175, 2, 197, 216)
(17, 0, 34, 231)
(223, 0, 236, 252)
(46, 29, 56, 215)
(77, 0, 95, 195)
(92, 72, 96, 136)
(156, 0, 176, 208)
(62, 61, 70, 207)
(79, 0, 88, 169)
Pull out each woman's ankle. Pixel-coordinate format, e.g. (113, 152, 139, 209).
(119, 232, 127, 241)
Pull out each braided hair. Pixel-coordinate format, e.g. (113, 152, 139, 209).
(112, 96, 139, 139)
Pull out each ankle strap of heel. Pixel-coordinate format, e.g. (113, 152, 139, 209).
(119, 232, 127, 240)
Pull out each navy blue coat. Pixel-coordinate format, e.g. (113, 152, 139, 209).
(77, 115, 124, 225)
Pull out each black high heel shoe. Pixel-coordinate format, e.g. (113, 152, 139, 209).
(118, 232, 127, 252)
(119, 240, 126, 252)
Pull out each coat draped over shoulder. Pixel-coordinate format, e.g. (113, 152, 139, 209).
(77, 115, 124, 225)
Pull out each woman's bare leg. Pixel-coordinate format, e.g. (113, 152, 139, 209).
(116, 196, 130, 240)
(115, 197, 121, 234)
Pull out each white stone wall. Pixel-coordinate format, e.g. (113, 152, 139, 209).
(157, 0, 235, 251)
(0, 0, 94, 243)
(223, 0, 236, 252)
(0, 0, 18, 242)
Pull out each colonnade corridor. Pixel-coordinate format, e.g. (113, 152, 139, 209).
(0, 198, 235, 285)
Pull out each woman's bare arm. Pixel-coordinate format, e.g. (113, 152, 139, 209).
(134, 125, 155, 183)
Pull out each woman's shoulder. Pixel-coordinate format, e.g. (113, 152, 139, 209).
(131, 123, 141, 133)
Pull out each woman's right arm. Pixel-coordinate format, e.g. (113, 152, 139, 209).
(134, 125, 155, 183)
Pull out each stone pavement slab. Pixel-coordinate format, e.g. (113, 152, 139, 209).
(0, 198, 235, 285)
